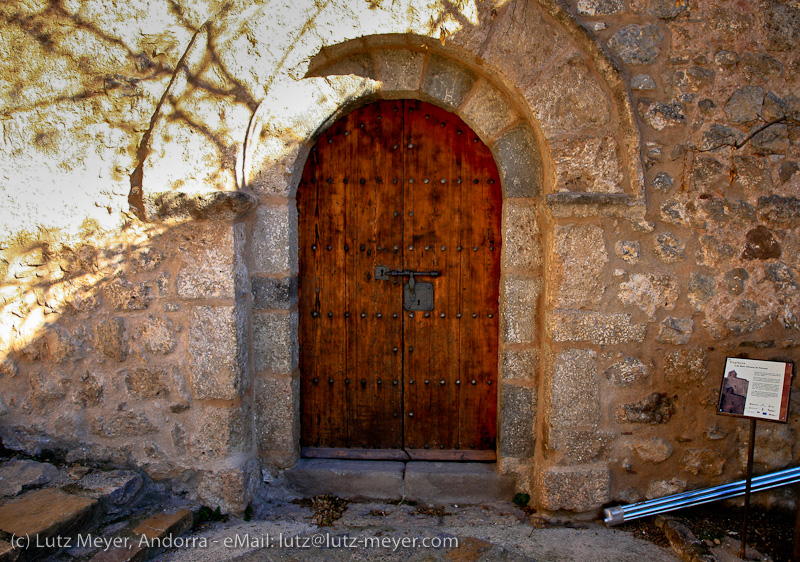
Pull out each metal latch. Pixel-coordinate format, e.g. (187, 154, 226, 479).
(374, 267, 439, 311)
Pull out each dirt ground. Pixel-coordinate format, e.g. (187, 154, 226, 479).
(623, 504, 796, 562)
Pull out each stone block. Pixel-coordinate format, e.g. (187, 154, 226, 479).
(502, 348, 539, 383)
(317, 53, 374, 78)
(0, 460, 59, 498)
(737, 423, 794, 471)
(491, 123, 542, 198)
(136, 315, 176, 355)
(548, 348, 599, 429)
(651, 171, 674, 191)
(132, 508, 193, 541)
(733, 155, 773, 192)
(548, 310, 646, 344)
(502, 201, 541, 270)
(664, 348, 707, 384)
(524, 53, 611, 136)
(608, 24, 662, 65)
(373, 50, 424, 94)
(95, 318, 127, 362)
(285, 459, 404, 501)
(124, 367, 168, 399)
(616, 392, 675, 425)
(552, 136, 623, 194)
(501, 276, 540, 344)
(482, 1, 566, 88)
(252, 202, 298, 275)
(604, 357, 649, 386)
(499, 384, 536, 458)
(547, 429, 612, 464)
(188, 306, 242, 400)
(255, 375, 299, 455)
(656, 317, 694, 345)
(176, 256, 235, 300)
(724, 87, 764, 123)
(90, 411, 157, 438)
(538, 466, 609, 512)
(252, 277, 297, 310)
(681, 448, 725, 476)
(637, 98, 686, 130)
(0, 541, 17, 562)
(253, 311, 298, 374)
(197, 459, 260, 514)
(28, 371, 68, 409)
(615, 240, 641, 263)
(459, 79, 518, 140)
(632, 74, 656, 90)
(649, 0, 688, 19)
(104, 278, 153, 311)
(758, 195, 800, 224)
(404, 462, 516, 505)
(0, 489, 98, 548)
(618, 273, 678, 320)
(553, 225, 608, 307)
(742, 225, 781, 260)
(76, 470, 144, 515)
(0, 358, 17, 378)
(629, 437, 673, 463)
(420, 54, 475, 110)
(246, 138, 304, 197)
(189, 407, 247, 461)
(653, 232, 686, 263)
(646, 478, 687, 500)
(578, 0, 623, 15)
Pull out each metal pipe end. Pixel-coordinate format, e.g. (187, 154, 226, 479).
(604, 506, 626, 526)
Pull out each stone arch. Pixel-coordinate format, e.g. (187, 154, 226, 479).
(244, 27, 646, 495)
(246, 50, 545, 491)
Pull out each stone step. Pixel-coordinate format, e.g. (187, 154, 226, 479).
(404, 462, 516, 505)
(286, 460, 404, 501)
(0, 541, 19, 562)
(0, 460, 59, 499)
(285, 460, 515, 505)
(90, 508, 193, 562)
(0, 488, 98, 561)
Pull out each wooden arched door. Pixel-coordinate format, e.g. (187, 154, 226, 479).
(298, 100, 501, 461)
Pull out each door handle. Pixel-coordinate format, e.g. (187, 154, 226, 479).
(375, 266, 440, 281)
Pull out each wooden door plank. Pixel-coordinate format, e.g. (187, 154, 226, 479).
(320, 120, 349, 447)
(457, 127, 487, 453)
(345, 101, 404, 450)
(299, 124, 349, 448)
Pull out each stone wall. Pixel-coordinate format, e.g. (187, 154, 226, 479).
(540, 0, 800, 512)
(1, 0, 799, 515)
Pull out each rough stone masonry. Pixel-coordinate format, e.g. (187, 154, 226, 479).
(0, 0, 799, 515)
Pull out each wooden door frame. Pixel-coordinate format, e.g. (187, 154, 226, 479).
(250, 64, 544, 489)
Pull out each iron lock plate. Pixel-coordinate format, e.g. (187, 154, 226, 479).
(404, 282, 434, 311)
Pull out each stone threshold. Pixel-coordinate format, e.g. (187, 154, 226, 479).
(284, 459, 516, 505)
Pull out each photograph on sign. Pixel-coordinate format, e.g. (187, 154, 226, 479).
(717, 357, 793, 422)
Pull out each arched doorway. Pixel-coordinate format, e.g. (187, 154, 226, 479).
(297, 99, 502, 461)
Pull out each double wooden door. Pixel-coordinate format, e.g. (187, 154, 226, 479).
(298, 100, 501, 461)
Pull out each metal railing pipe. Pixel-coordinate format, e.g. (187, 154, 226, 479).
(604, 465, 800, 526)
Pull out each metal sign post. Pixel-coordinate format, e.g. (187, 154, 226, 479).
(741, 418, 756, 559)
